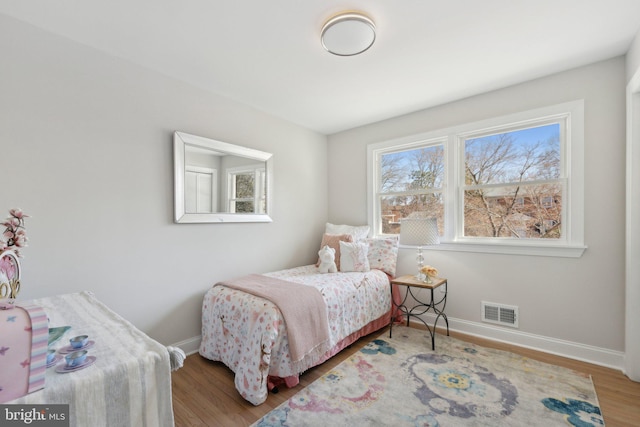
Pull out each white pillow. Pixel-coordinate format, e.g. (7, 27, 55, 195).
(339, 241, 370, 272)
(326, 223, 370, 242)
(366, 237, 399, 277)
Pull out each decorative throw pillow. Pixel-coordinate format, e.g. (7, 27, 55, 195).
(339, 241, 370, 272)
(316, 233, 353, 270)
(325, 223, 370, 242)
(366, 236, 399, 277)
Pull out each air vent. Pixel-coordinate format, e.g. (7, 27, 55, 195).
(481, 301, 519, 328)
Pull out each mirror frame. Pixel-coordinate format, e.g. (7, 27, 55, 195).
(173, 131, 273, 223)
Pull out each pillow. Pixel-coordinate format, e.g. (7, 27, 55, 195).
(339, 241, 370, 272)
(316, 233, 353, 270)
(326, 223, 370, 242)
(366, 236, 399, 277)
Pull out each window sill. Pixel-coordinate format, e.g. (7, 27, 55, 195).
(415, 241, 587, 258)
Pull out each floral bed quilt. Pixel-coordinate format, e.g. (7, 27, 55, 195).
(199, 265, 392, 405)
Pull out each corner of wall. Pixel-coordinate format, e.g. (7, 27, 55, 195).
(626, 28, 640, 83)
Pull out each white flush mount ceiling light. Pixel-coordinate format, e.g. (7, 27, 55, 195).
(321, 11, 376, 56)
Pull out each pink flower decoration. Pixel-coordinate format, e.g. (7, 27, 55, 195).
(9, 209, 28, 220)
(0, 208, 29, 258)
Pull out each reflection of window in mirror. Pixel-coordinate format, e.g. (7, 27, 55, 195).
(257, 169, 266, 213)
(227, 166, 266, 213)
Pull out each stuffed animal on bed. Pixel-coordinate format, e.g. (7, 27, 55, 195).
(317, 245, 337, 273)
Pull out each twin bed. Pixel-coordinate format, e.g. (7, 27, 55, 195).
(199, 226, 399, 405)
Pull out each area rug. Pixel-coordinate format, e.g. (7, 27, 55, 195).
(252, 326, 604, 426)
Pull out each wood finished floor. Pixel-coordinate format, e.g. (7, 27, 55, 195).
(171, 327, 640, 427)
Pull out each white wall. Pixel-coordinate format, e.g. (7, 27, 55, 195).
(626, 28, 640, 83)
(625, 29, 640, 380)
(328, 57, 627, 367)
(0, 15, 328, 347)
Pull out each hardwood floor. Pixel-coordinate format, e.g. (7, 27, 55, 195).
(171, 327, 640, 426)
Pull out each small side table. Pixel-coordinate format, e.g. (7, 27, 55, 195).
(389, 274, 449, 350)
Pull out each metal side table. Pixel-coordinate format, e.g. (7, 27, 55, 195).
(389, 274, 449, 350)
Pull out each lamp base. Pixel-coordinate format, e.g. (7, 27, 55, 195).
(415, 273, 433, 284)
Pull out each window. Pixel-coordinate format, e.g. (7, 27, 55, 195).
(375, 141, 445, 235)
(462, 123, 562, 239)
(227, 166, 266, 214)
(368, 101, 585, 257)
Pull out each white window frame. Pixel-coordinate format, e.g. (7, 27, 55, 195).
(368, 100, 586, 258)
(226, 164, 266, 214)
(371, 137, 447, 234)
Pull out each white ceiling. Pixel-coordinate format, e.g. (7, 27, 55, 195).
(2, 1, 640, 134)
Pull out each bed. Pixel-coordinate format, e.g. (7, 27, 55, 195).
(199, 227, 399, 405)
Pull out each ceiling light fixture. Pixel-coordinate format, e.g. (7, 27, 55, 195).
(321, 11, 376, 56)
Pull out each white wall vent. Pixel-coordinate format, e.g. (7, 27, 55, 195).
(481, 301, 519, 328)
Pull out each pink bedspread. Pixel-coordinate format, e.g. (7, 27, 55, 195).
(199, 265, 392, 405)
(219, 274, 330, 364)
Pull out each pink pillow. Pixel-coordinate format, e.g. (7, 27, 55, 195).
(316, 233, 354, 270)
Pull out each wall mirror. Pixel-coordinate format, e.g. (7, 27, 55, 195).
(173, 131, 273, 223)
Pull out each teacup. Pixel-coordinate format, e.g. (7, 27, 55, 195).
(46, 349, 56, 364)
(65, 350, 88, 367)
(69, 335, 89, 349)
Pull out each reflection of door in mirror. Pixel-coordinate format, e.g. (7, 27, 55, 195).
(184, 145, 221, 213)
(185, 166, 217, 213)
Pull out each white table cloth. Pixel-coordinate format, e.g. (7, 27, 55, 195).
(9, 291, 174, 427)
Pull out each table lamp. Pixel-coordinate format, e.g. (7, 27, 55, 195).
(399, 218, 439, 282)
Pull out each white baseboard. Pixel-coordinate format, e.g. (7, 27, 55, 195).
(170, 336, 201, 356)
(171, 318, 625, 372)
(416, 314, 625, 371)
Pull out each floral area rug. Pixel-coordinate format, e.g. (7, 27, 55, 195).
(252, 326, 604, 426)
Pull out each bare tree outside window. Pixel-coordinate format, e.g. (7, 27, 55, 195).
(378, 144, 444, 234)
(231, 173, 255, 213)
(375, 124, 561, 240)
(463, 124, 562, 239)
(369, 101, 583, 256)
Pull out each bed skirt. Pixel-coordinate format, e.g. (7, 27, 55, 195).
(267, 310, 390, 391)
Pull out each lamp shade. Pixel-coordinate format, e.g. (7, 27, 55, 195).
(399, 218, 439, 246)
